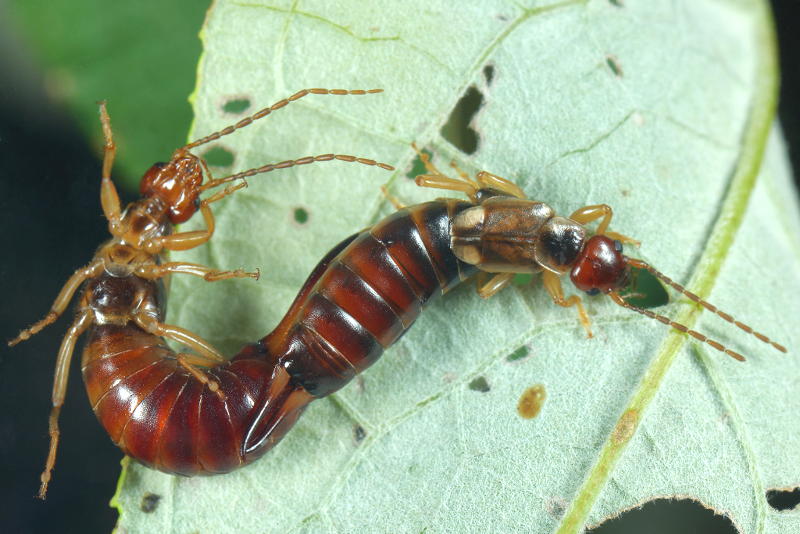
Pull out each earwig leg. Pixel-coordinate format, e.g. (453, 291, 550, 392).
(604, 230, 640, 246)
(9, 260, 104, 347)
(449, 160, 479, 188)
(380, 185, 405, 210)
(148, 202, 216, 253)
(475, 171, 527, 199)
(98, 102, 122, 234)
(476, 273, 515, 299)
(39, 309, 93, 499)
(542, 271, 593, 338)
(411, 142, 447, 177)
(176, 354, 225, 400)
(134, 313, 226, 364)
(415, 174, 478, 199)
(136, 262, 260, 282)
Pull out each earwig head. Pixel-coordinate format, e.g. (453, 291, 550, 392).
(139, 150, 204, 223)
(570, 235, 631, 295)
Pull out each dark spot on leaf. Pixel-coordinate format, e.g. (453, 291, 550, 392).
(483, 64, 495, 85)
(441, 85, 484, 154)
(609, 0, 624, 6)
(586, 498, 737, 534)
(606, 54, 624, 77)
(517, 384, 546, 419)
(545, 496, 568, 518)
(506, 345, 530, 363)
(468, 376, 490, 393)
(202, 146, 234, 167)
(766, 486, 800, 511)
(619, 267, 669, 309)
(353, 424, 367, 444)
(222, 96, 251, 114)
(140, 492, 161, 513)
(293, 206, 309, 225)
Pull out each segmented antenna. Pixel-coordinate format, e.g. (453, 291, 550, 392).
(198, 154, 394, 193)
(184, 88, 384, 150)
(609, 292, 747, 361)
(626, 259, 787, 354)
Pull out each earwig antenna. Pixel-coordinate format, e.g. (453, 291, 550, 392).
(183, 88, 384, 150)
(198, 154, 395, 192)
(626, 258, 787, 354)
(609, 292, 747, 361)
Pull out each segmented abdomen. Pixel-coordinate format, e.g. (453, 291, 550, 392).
(81, 324, 307, 475)
(262, 199, 477, 397)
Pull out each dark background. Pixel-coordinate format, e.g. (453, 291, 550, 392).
(0, 2, 797, 533)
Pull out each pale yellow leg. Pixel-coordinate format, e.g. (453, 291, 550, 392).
(136, 261, 259, 282)
(9, 259, 104, 347)
(134, 312, 225, 363)
(39, 309, 93, 499)
(98, 102, 122, 235)
(475, 171, 527, 199)
(176, 354, 225, 400)
(380, 185, 405, 210)
(476, 272, 514, 299)
(542, 270, 593, 338)
(568, 204, 639, 244)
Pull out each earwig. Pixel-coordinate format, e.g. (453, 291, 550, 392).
(219, 147, 787, 464)
(8, 88, 394, 498)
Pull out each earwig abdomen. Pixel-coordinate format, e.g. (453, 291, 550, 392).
(80, 269, 311, 475)
(261, 200, 477, 399)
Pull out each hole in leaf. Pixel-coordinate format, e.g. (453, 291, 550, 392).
(202, 146, 234, 167)
(517, 384, 546, 419)
(222, 97, 252, 114)
(353, 424, 367, 444)
(586, 498, 737, 534)
(440, 85, 484, 154)
(140, 492, 161, 513)
(606, 54, 624, 77)
(293, 206, 310, 225)
(766, 486, 800, 511)
(406, 148, 434, 179)
(483, 64, 495, 84)
(506, 345, 530, 363)
(619, 267, 669, 309)
(468, 376, 491, 393)
(512, 273, 533, 286)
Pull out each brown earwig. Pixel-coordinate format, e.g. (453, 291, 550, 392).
(8, 88, 394, 498)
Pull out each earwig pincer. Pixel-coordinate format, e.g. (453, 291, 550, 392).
(8, 88, 394, 498)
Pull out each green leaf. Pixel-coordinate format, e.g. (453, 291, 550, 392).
(113, 0, 800, 532)
(8, 0, 206, 191)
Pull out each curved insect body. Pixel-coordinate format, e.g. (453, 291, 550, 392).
(8, 89, 394, 497)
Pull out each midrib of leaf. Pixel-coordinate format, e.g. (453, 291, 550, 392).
(555, 1, 779, 532)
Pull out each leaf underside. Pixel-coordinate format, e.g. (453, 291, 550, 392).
(113, 1, 800, 533)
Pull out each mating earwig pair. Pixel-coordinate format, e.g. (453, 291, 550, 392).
(9, 88, 394, 498)
(9, 89, 786, 499)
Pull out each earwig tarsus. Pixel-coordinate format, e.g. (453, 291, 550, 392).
(8, 88, 394, 498)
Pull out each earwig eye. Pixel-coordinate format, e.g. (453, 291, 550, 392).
(613, 239, 623, 253)
(585, 288, 601, 296)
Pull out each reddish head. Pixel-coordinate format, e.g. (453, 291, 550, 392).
(139, 151, 204, 223)
(569, 235, 630, 295)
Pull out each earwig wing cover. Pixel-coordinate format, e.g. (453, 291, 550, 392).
(114, 1, 800, 533)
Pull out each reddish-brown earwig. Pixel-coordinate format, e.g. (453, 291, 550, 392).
(257, 146, 786, 406)
(8, 88, 394, 498)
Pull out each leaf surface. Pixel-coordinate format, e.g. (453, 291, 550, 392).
(114, 1, 800, 532)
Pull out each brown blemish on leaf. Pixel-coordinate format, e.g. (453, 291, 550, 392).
(612, 409, 638, 444)
(517, 384, 546, 419)
(140, 492, 161, 513)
